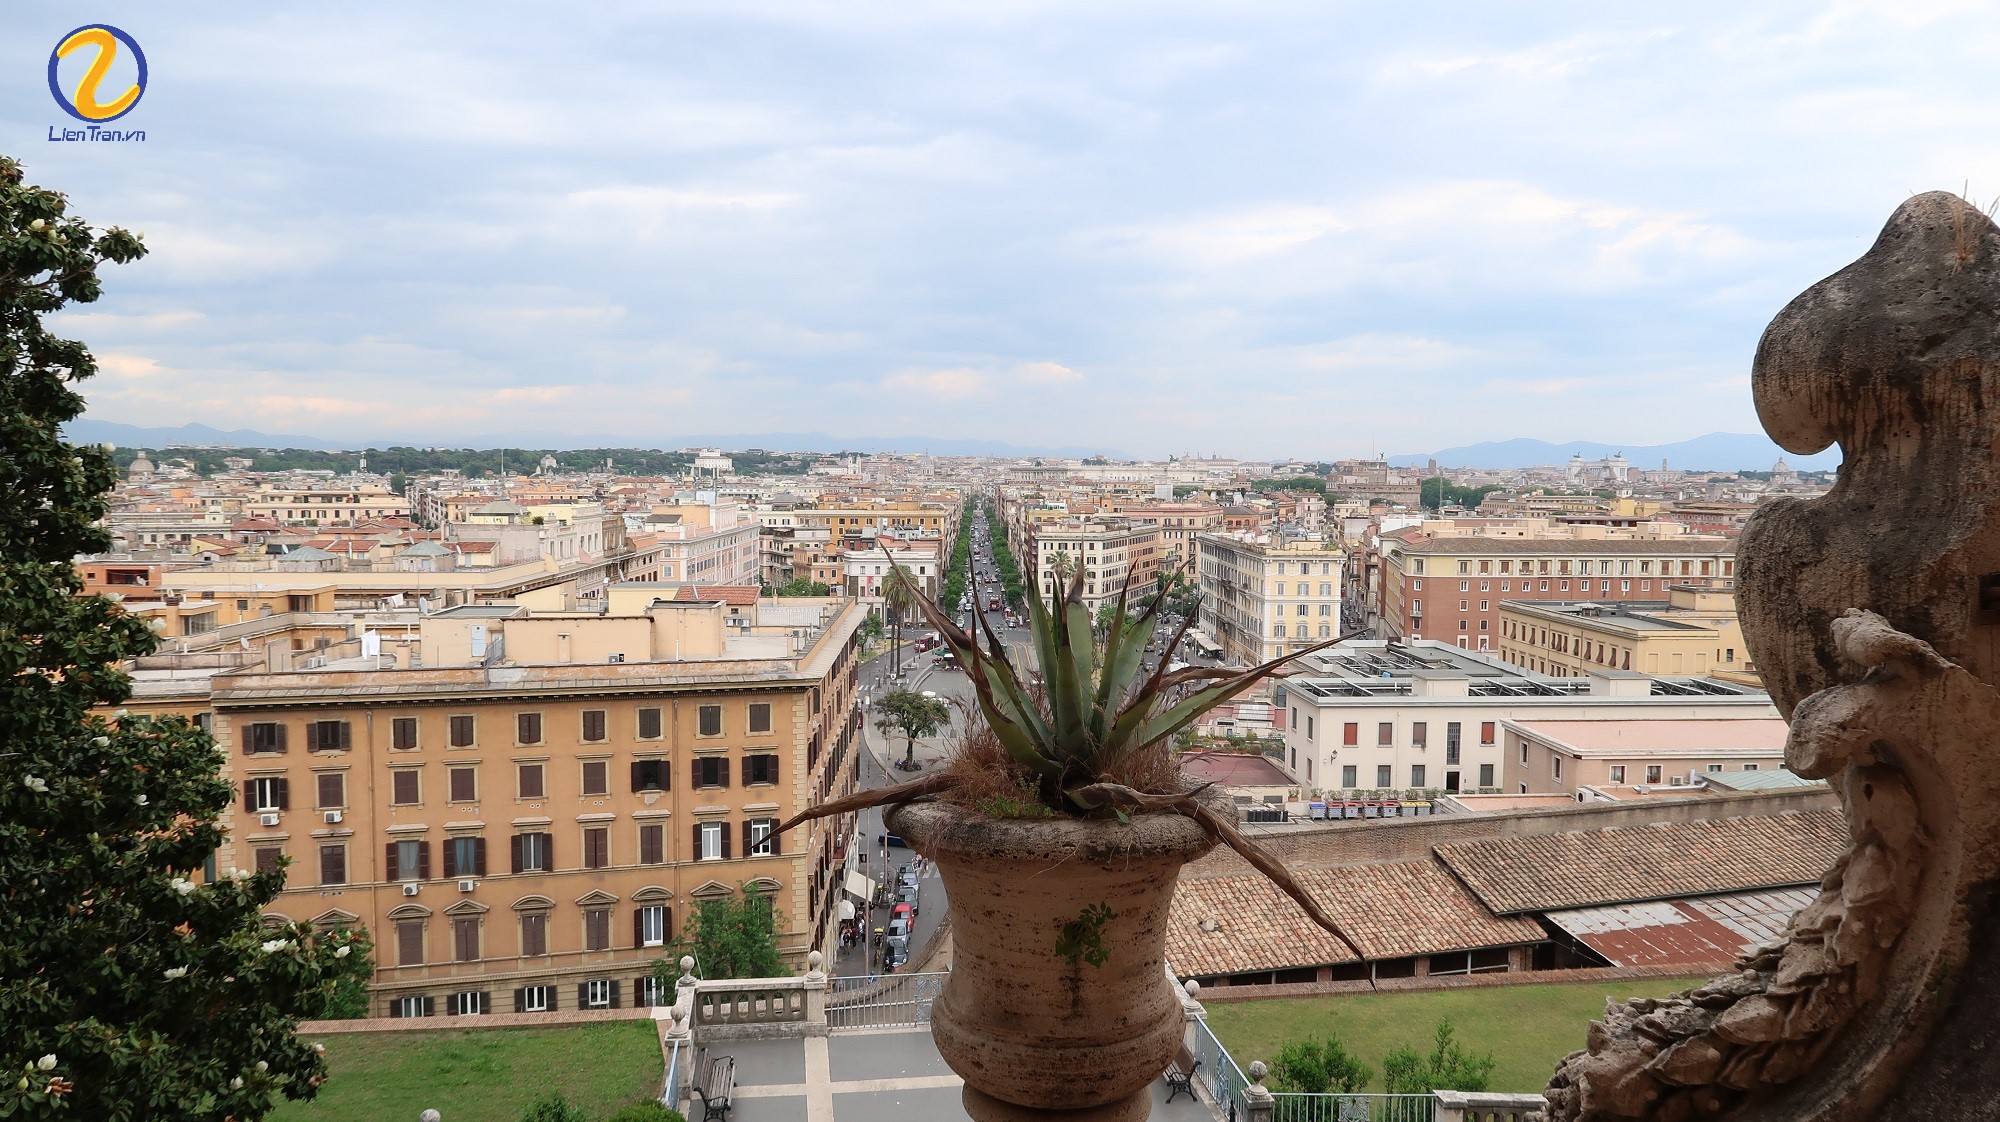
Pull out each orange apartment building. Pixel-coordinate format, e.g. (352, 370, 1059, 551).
(1377, 522, 1737, 653)
(196, 595, 863, 1018)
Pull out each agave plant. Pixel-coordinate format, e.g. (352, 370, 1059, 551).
(777, 553, 1364, 953)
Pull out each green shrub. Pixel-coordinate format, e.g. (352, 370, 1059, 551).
(521, 1092, 589, 1122)
(601, 1104, 682, 1122)
(1272, 1032, 1371, 1094)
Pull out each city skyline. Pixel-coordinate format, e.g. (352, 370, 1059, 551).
(13, 2, 1997, 457)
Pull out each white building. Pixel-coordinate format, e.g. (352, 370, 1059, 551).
(1272, 640, 1776, 798)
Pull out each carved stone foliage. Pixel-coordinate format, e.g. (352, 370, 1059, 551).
(1546, 193, 2000, 1119)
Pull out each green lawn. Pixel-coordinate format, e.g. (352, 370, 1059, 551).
(1204, 977, 1705, 1094)
(269, 1021, 663, 1122)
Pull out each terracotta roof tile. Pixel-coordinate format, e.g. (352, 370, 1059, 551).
(1166, 860, 1544, 977)
(1433, 809, 1845, 915)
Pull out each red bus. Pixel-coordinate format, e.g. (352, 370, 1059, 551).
(988, 597, 1001, 611)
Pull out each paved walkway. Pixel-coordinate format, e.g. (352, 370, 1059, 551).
(704, 1028, 1217, 1122)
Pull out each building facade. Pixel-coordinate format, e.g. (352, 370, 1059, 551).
(1195, 533, 1344, 665)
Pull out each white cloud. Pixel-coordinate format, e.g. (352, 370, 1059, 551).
(881, 367, 988, 400)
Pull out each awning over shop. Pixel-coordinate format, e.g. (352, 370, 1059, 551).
(844, 870, 877, 903)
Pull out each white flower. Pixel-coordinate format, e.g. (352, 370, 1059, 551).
(162, 966, 188, 980)
(229, 1076, 243, 1090)
(91, 736, 109, 747)
(254, 1061, 268, 1073)
(334, 945, 350, 958)
(170, 878, 196, 896)
(260, 938, 291, 953)
(135, 794, 149, 806)
(23, 776, 47, 793)
(229, 867, 250, 882)
(27, 219, 45, 231)
(35, 1056, 55, 1072)
(311, 1043, 325, 1055)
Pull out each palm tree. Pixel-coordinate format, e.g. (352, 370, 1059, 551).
(883, 566, 920, 679)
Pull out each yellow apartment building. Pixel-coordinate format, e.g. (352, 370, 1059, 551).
(1497, 583, 1755, 684)
(204, 595, 864, 1018)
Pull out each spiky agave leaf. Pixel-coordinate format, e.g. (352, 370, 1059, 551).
(892, 556, 1056, 777)
(1091, 566, 1163, 744)
(770, 770, 964, 838)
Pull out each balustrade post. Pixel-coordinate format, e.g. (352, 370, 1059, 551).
(803, 950, 829, 1031)
(1242, 1060, 1274, 1122)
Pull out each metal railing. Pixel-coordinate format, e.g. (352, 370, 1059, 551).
(827, 970, 948, 1028)
(660, 1036, 685, 1111)
(1193, 1018, 1252, 1119)
(1270, 1093, 1436, 1122)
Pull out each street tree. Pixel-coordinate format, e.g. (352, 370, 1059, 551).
(874, 689, 951, 769)
(0, 155, 371, 1119)
(656, 890, 786, 981)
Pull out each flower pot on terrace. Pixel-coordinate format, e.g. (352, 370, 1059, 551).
(887, 797, 1216, 1120)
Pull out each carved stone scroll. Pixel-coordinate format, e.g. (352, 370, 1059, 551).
(1545, 192, 2000, 1119)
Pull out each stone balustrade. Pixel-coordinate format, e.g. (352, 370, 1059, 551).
(1434, 1090, 1550, 1121)
(668, 951, 830, 1041)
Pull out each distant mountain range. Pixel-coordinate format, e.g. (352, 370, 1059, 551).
(1388, 432, 1840, 472)
(61, 419, 1118, 460)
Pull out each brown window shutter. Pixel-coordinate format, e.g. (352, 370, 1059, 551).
(767, 754, 778, 784)
(767, 819, 780, 856)
(339, 721, 352, 749)
(721, 825, 732, 860)
(242, 779, 255, 809)
(542, 832, 553, 870)
(385, 842, 400, 881)
(634, 908, 644, 949)
(630, 761, 643, 792)
(689, 759, 700, 788)
(275, 724, 288, 752)
(509, 834, 523, 874)
(576, 983, 589, 1009)
(741, 821, 751, 857)
(719, 758, 730, 787)
(473, 837, 487, 876)
(665, 906, 673, 941)
(422, 995, 435, 1017)
(693, 823, 703, 859)
(275, 778, 290, 810)
(305, 723, 319, 751)
(608, 980, 621, 1009)
(417, 841, 431, 880)
(443, 841, 458, 879)
(514, 987, 528, 1013)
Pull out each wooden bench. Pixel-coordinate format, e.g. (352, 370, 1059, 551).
(1163, 1058, 1201, 1103)
(690, 1051, 736, 1121)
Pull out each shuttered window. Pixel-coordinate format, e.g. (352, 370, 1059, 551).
(583, 827, 609, 870)
(316, 772, 344, 808)
(254, 845, 283, 874)
(638, 824, 664, 865)
(448, 767, 476, 803)
(391, 770, 420, 805)
(396, 920, 424, 966)
(516, 713, 542, 745)
(517, 764, 544, 799)
(452, 918, 481, 962)
(693, 757, 728, 789)
(748, 703, 772, 734)
(392, 717, 418, 750)
(697, 706, 722, 737)
(305, 720, 351, 751)
(743, 755, 778, 785)
(581, 710, 607, 742)
(511, 832, 552, 873)
(630, 759, 666, 792)
(582, 760, 609, 796)
(449, 715, 475, 747)
(519, 912, 548, 956)
(317, 844, 345, 885)
(584, 908, 611, 951)
(444, 836, 485, 878)
(246, 722, 287, 754)
(636, 707, 662, 739)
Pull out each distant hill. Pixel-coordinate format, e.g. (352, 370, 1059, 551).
(62, 419, 1118, 459)
(1388, 432, 1840, 472)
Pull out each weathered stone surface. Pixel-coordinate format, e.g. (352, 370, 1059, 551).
(1546, 191, 2000, 1119)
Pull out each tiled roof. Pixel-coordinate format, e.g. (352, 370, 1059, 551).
(1166, 860, 1545, 977)
(1433, 809, 1845, 915)
(674, 584, 762, 606)
(1389, 534, 1735, 555)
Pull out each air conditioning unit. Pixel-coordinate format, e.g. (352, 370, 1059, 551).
(323, 810, 343, 824)
(401, 883, 420, 897)
(608, 653, 626, 663)
(258, 812, 281, 827)
(458, 879, 477, 893)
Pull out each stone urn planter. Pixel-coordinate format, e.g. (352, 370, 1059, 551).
(888, 797, 1217, 1121)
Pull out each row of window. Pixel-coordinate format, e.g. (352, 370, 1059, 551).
(242, 703, 777, 756)
(242, 755, 780, 814)
(1332, 763, 1497, 789)
(1414, 557, 1733, 577)
(287, 820, 780, 886)
(390, 976, 670, 1018)
(1330, 720, 1495, 749)
(390, 903, 679, 968)
(1273, 562, 1336, 576)
(1272, 622, 1337, 638)
(1271, 582, 1337, 597)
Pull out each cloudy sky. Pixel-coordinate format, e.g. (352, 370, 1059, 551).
(10, 1, 1998, 457)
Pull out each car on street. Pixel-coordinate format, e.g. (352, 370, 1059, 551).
(891, 902, 914, 927)
(883, 941, 910, 972)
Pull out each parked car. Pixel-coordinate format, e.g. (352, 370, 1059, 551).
(891, 902, 914, 927)
(883, 941, 910, 972)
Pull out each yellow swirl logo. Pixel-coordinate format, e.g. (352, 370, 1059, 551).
(48, 25, 147, 123)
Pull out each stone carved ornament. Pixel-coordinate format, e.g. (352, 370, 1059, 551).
(1545, 192, 2000, 1120)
